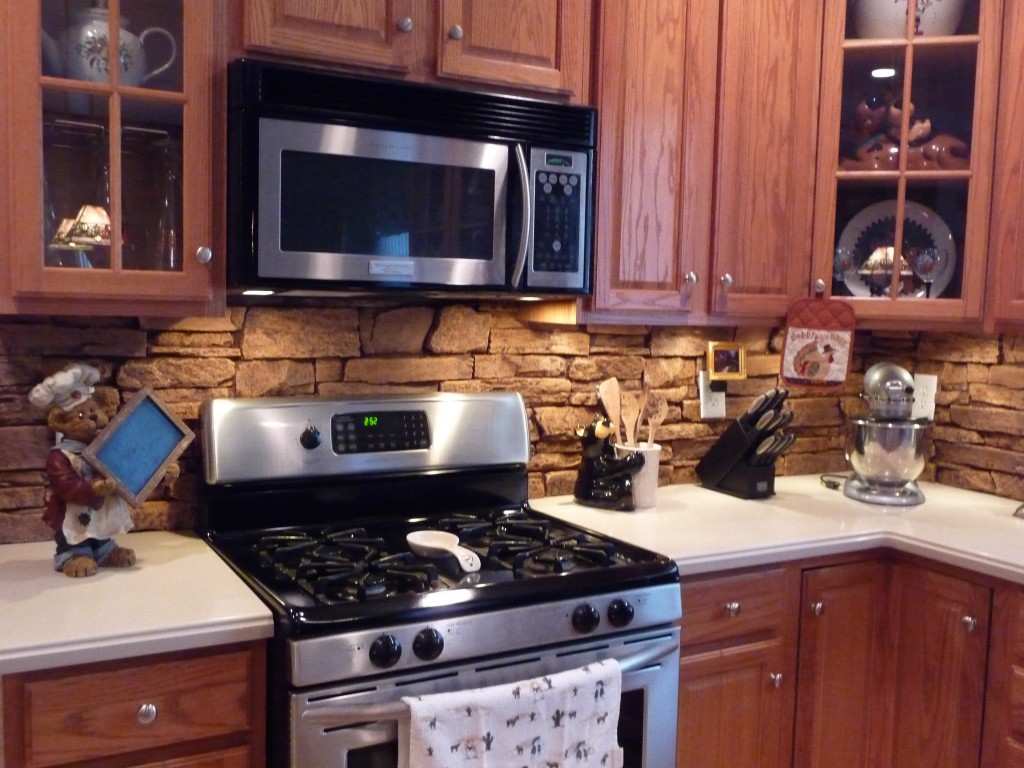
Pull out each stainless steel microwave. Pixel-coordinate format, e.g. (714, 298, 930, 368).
(226, 59, 597, 300)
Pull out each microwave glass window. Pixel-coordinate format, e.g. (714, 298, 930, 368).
(279, 151, 495, 261)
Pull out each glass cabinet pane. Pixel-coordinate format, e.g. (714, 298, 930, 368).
(39, 0, 184, 272)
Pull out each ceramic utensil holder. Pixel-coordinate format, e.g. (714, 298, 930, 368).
(696, 420, 776, 500)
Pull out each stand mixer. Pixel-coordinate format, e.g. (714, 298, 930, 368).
(844, 362, 931, 506)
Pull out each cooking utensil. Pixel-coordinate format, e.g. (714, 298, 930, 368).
(739, 389, 773, 428)
(620, 391, 640, 447)
(597, 377, 622, 444)
(646, 392, 667, 445)
(406, 531, 481, 573)
(636, 387, 651, 445)
(763, 432, 796, 463)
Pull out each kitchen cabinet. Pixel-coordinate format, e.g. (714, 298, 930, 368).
(794, 560, 892, 768)
(587, 0, 824, 325)
(811, 0, 1001, 327)
(677, 565, 800, 768)
(985, 0, 1024, 328)
(679, 554, 993, 768)
(1, 0, 224, 317)
(981, 584, 1024, 767)
(241, 0, 592, 103)
(2, 641, 266, 768)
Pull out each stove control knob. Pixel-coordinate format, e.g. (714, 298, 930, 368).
(413, 628, 445, 660)
(572, 603, 601, 634)
(607, 599, 635, 628)
(299, 424, 322, 450)
(369, 634, 402, 668)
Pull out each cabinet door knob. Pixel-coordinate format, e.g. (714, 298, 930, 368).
(684, 271, 699, 287)
(137, 702, 158, 725)
(769, 672, 784, 688)
(719, 273, 734, 290)
(449, 24, 465, 40)
(723, 601, 741, 617)
(195, 246, 213, 264)
(814, 278, 827, 295)
(396, 16, 414, 33)
(962, 615, 977, 632)
(811, 601, 825, 616)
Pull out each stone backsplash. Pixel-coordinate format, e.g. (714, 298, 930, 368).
(1, 305, 1022, 544)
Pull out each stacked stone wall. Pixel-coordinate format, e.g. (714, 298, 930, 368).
(1, 306, 1021, 543)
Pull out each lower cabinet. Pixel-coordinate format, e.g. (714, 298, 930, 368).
(2, 641, 266, 768)
(680, 554, 994, 768)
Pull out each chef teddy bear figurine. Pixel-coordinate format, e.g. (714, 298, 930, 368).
(28, 363, 164, 578)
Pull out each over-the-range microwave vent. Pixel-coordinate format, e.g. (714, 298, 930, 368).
(233, 58, 596, 149)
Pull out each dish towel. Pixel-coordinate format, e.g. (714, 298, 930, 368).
(402, 658, 624, 768)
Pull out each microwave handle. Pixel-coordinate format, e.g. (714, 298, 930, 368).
(510, 143, 532, 287)
(299, 638, 679, 729)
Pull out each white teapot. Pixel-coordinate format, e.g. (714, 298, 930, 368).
(63, 2, 176, 87)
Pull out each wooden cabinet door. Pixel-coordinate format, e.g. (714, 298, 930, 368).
(889, 562, 991, 768)
(4, 1, 222, 317)
(986, 0, 1024, 327)
(437, 0, 591, 99)
(795, 560, 892, 768)
(243, 0, 429, 73)
(678, 640, 793, 768)
(588, 0, 823, 324)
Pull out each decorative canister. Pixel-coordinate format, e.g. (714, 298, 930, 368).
(851, 0, 966, 38)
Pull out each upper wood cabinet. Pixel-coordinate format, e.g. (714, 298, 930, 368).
(1, 0, 224, 318)
(811, 0, 1001, 328)
(587, 0, 824, 325)
(986, 0, 1024, 329)
(242, 0, 592, 103)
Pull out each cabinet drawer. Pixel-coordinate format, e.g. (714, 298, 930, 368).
(682, 567, 791, 647)
(10, 648, 255, 768)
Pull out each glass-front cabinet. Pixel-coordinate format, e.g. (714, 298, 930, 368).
(813, 0, 1000, 325)
(3, 0, 220, 316)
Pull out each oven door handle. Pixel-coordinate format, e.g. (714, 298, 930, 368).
(301, 639, 680, 729)
(618, 638, 680, 674)
(510, 143, 531, 288)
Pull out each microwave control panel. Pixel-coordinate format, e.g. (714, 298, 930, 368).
(528, 148, 589, 289)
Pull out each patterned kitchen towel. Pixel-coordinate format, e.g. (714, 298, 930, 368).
(402, 658, 623, 768)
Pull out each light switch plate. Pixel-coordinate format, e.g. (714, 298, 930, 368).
(698, 371, 726, 420)
(911, 373, 938, 421)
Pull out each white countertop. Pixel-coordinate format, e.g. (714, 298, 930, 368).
(530, 475, 1024, 584)
(0, 531, 273, 675)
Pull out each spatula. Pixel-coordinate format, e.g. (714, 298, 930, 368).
(597, 377, 622, 444)
(646, 392, 668, 445)
(620, 391, 640, 447)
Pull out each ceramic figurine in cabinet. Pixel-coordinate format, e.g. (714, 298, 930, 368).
(573, 416, 644, 511)
(28, 364, 177, 577)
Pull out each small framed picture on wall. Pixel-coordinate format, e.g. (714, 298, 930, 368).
(707, 341, 746, 381)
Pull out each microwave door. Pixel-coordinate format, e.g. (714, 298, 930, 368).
(258, 118, 509, 289)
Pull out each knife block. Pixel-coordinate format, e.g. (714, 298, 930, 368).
(696, 420, 776, 499)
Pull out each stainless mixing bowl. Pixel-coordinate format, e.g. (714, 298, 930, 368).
(846, 418, 929, 487)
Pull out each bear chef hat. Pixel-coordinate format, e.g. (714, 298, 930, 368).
(28, 363, 102, 412)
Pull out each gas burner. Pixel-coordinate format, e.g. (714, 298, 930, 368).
(300, 552, 442, 604)
(515, 545, 577, 575)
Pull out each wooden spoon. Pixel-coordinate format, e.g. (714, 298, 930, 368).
(597, 377, 622, 444)
(636, 387, 651, 447)
(620, 391, 640, 447)
(646, 392, 668, 445)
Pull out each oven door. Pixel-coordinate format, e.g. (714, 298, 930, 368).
(293, 626, 680, 768)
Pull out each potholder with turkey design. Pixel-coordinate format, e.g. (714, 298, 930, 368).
(780, 297, 856, 388)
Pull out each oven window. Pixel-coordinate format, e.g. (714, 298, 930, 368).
(279, 151, 495, 260)
(347, 742, 398, 768)
(619, 688, 645, 768)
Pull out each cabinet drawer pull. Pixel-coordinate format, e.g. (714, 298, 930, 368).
(449, 24, 465, 40)
(723, 601, 741, 617)
(137, 702, 158, 725)
(962, 615, 977, 632)
(811, 601, 825, 616)
(769, 672, 784, 688)
(396, 16, 414, 33)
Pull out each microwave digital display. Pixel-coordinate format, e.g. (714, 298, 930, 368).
(279, 150, 495, 262)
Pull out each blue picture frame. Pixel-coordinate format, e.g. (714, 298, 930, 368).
(83, 387, 194, 507)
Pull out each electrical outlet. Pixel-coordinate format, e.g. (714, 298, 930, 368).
(698, 371, 726, 420)
(911, 373, 938, 421)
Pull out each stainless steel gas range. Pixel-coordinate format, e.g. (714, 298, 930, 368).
(200, 392, 681, 768)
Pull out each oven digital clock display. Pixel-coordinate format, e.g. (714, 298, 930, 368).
(331, 410, 430, 454)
